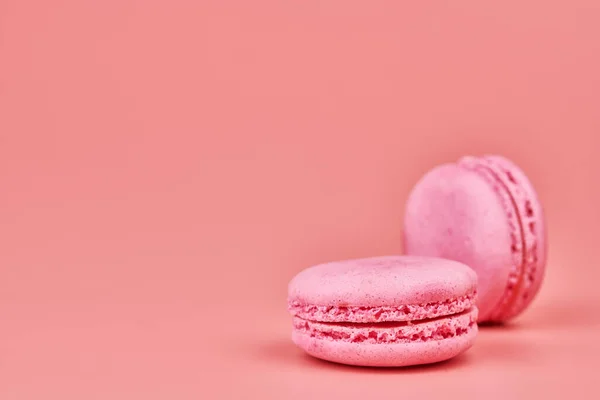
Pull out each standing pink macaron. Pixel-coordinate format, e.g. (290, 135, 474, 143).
(287, 256, 478, 367)
(403, 155, 547, 323)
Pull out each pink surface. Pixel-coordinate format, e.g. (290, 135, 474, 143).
(2, 0, 600, 398)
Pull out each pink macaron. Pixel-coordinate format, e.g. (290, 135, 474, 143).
(403, 155, 547, 323)
(287, 256, 478, 367)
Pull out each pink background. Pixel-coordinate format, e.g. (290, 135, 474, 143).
(1, 1, 599, 398)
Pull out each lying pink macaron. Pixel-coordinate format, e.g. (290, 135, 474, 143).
(403, 155, 547, 323)
(287, 256, 478, 367)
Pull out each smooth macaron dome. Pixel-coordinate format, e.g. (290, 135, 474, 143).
(403, 155, 547, 323)
(287, 256, 479, 367)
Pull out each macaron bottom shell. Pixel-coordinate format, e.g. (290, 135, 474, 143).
(292, 307, 478, 367)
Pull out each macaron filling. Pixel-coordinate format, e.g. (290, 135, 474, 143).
(480, 157, 542, 320)
(289, 290, 478, 345)
(292, 307, 477, 344)
(288, 291, 476, 324)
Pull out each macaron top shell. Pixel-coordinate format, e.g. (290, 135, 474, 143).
(403, 155, 546, 322)
(288, 255, 477, 309)
(403, 163, 517, 321)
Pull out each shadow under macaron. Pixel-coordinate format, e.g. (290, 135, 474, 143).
(253, 338, 474, 374)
